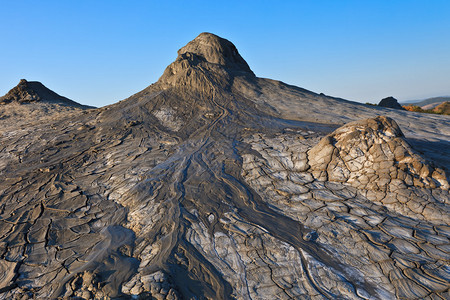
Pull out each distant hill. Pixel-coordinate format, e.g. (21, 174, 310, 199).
(433, 101, 450, 115)
(403, 101, 450, 115)
(402, 96, 450, 107)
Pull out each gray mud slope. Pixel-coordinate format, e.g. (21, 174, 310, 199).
(0, 33, 449, 299)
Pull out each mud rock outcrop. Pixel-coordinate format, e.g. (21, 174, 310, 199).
(378, 96, 405, 110)
(308, 116, 448, 190)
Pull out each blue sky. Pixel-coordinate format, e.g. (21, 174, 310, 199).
(0, 0, 449, 107)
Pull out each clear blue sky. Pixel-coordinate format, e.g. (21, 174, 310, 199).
(1, 0, 449, 107)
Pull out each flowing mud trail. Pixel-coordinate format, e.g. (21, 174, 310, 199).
(131, 104, 374, 298)
(0, 33, 449, 299)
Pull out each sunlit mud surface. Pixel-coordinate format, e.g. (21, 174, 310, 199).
(0, 33, 449, 299)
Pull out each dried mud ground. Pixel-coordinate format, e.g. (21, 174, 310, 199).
(0, 32, 449, 299)
(1, 91, 449, 299)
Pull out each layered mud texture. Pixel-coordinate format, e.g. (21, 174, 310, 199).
(0, 33, 449, 299)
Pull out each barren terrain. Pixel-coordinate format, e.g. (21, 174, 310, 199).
(0, 33, 448, 299)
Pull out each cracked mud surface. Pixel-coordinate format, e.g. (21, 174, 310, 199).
(0, 33, 449, 299)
